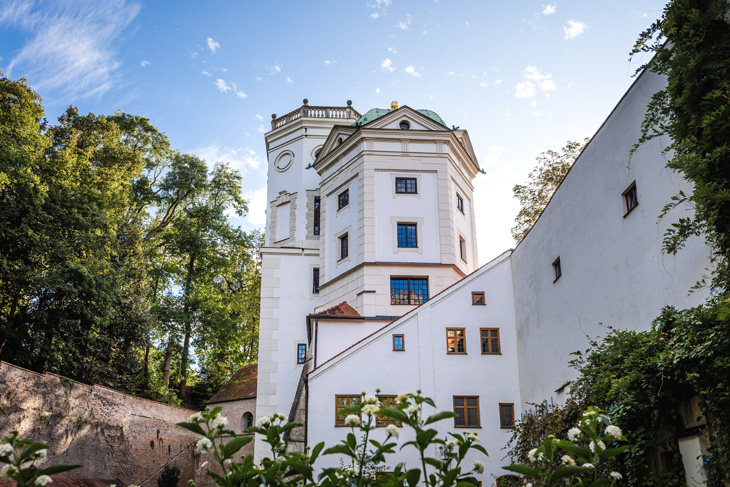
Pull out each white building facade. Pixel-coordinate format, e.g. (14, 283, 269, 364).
(254, 67, 712, 482)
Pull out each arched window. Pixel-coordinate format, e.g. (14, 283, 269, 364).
(243, 412, 254, 432)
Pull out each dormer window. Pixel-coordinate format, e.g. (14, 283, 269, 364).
(399, 120, 410, 130)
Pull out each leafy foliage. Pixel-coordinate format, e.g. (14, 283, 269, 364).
(0, 431, 80, 487)
(511, 139, 588, 243)
(157, 464, 181, 487)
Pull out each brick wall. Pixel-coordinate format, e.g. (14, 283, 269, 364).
(0, 362, 209, 487)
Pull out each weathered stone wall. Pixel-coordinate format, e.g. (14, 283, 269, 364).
(209, 397, 256, 457)
(0, 362, 209, 487)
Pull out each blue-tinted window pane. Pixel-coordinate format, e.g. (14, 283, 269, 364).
(397, 223, 417, 247)
(390, 278, 428, 305)
(395, 178, 417, 194)
(390, 278, 410, 304)
(393, 335, 404, 350)
(410, 278, 428, 304)
(297, 344, 306, 364)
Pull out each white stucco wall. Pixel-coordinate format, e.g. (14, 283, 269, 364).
(308, 252, 520, 481)
(510, 69, 713, 405)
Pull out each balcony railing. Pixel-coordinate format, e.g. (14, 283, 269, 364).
(271, 100, 361, 130)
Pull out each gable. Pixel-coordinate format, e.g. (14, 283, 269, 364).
(360, 105, 450, 131)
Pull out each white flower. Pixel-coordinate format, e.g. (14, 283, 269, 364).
(33, 449, 48, 461)
(362, 404, 379, 416)
(589, 440, 606, 452)
(561, 455, 575, 466)
(610, 471, 623, 480)
(385, 424, 399, 438)
(364, 395, 378, 404)
(528, 448, 539, 461)
(224, 459, 232, 466)
(605, 425, 622, 439)
(466, 433, 480, 443)
(344, 414, 360, 427)
(396, 392, 409, 404)
(405, 404, 419, 416)
(196, 437, 212, 453)
(188, 412, 203, 422)
(445, 440, 457, 450)
(211, 415, 229, 430)
(0, 443, 13, 456)
(583, 411, 597, 417)
(200, 461, 208, 469)
(568, 427, 581, 441)
(256, 416, 271, 427)
(526, 484, 532, 487)
(345, 468, 357, 476)
(472, 460, 485, 474)
(597, 440, 606, 450)
(1, 465, 18, 481)
(34, 476, 53, 486)
(583, 463, 595, 469)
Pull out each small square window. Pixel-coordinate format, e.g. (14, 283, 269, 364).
(393, 334, 405, 351)
(471, 292, 485, 305)
(339, 233, 349, 260)
(459, 237, 467, 262)
(395, 177, 417, 194)
(335, 395, 361, 426)
(453, 396, 480, 427)
(456, 193, 464, 213)
(480, 328, 500, 354)
(397, 223, 418, 248)
(552, 257, 562, 282)
(446, 328, 466, 354)
(499, 403, 515, 429)
(297, 344, 306, 364)
(338, 189, 349, 210)
(623, 181, 638, 216)
(312, 268, 320, 294)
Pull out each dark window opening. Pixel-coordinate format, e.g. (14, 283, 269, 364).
(454, 396, 480, 427)
(243, 412, 254, 431)
(312, 268, 320, 294)
(472, 292, 485, 305)
(313, 197, 320, 235)
(552, 257, 562, 282)
(456, 193, 464, 213)
(395, 177, 417, 194)
(481, 328, 500, 354)
(338, 189, 349, 210)
(340, 233, 349, 260)
(397, 223, 418, 248)
(446, 328, 466, 354)
(459, 237, 467, 262)
(623, 181, 638, 216)
(499, 403, 515, 428)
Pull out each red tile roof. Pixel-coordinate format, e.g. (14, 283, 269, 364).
(310, 301, 362, 319)
(207, 364, 257, 404)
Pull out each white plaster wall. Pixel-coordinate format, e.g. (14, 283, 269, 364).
(511, 69, 713, 406)
(325, 176, 360, 278)
(374, 171, 440, 263)
(315, 320, 391, 366)
(451, 177, 476, 270)
(308, 253, 520, 482)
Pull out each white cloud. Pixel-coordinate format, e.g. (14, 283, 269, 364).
(215, 78, 247, 98)
(255, 114, 264, 121)
(540, 79, 556, 91)
(243, 186, 267, 228)
(521, 66, 557, 93)
(206, 37, 220, 53)
(324, 59, 336, 66)
(530, 100, 538, 107)
(375, 88, 381, 94)
(258, 124, 265, 133)
(191, 51, 199, 59)
(381, 58, 395, 73)
(371, 13, 379, 19)
(542, 4, 556, 15)
(465, 20, 470, 27)
(515, 81, 536, 99)
(201, 70, 211, 76)
(494, 79, 502, 85)
(482, 146, 505, 167)
(480, 82, 487, 87)
(387, 47, 397, 53)
(140, 59, 150, 67)
(272, 63, 282, 73)
(286, 77, 293, 83)
(563, 20, 585, 40)
(404, 65, 421, 77)
(193, 145, 263, 176)
(397, 13, 412, 30)
(2, 0, 140, 98)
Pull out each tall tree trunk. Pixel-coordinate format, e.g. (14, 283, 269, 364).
(0, 295, 19, 357)
(143, 339, 150, 390)
(162, 339, 173, 386)
(179, 253, 196, 392)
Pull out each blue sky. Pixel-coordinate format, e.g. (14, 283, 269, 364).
(1, 0, 666, 262)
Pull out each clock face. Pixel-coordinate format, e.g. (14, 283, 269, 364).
(275, 152, 294, 172)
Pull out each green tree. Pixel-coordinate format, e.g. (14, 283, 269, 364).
(511, 139, 589, 243)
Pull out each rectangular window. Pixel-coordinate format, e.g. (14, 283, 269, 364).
(397, 223, 418, 248)
(456, 193, 464, 213)
(453, 396, 480, 427)
(393, 334, 405, 351)
(312, 268, 320, 294)
(335, 395, 361, 426)
(297, 344, 306, 364)
(552, 257, 562, 282)
(338, 189, 349, 210)
(340, 233, 349, 260)
(472, 291, 485, 305)
(623, 181, 638, 216)
(499, 403, 515, 429)
(459, 237, 467, 262)
(390, 278, 429, 305)
(313, 197, 321, 235)
(446, 328, 466, 354)
(376, 396, 403, 427)
(480, 328, 500, 354)
(395, 177, 417, 194)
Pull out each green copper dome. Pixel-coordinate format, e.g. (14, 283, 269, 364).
(353, 107, 447, 127)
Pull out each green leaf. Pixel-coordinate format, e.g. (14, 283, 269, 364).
(40, 465, 82, 476)
(378, 407, 409, 423)
(557, 441, 591, 460)
(322, 444, 355, 458)
(310, 442, 325, 461)
(177, 422, 207, 436)
(222, 435, 253, 457)
(599, 445, 631, 460)
(550, 465, 591, 481)
(471, 444, 489, 456)
(424, 458, 444, 469)
(502, 464, 540, 479)
(416, 428, 438, 448)
(19, 443, 51, 462)
(406, 468, 421, 487)
(424, 411, 458, 425)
